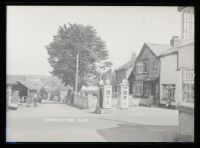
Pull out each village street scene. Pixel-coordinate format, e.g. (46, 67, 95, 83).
(6, 6, 194, 142)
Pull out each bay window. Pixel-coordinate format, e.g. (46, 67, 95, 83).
(182, 68, 194, 103)
(182, 7, 194, 40)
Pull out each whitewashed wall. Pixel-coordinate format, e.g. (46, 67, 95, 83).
(160, 53, 181, 106)
(178, 43, 194, 68)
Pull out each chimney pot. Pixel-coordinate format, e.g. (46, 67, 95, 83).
(170, 36, 180, 46)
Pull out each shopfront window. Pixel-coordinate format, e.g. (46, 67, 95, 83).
(182, 68, 194, 103)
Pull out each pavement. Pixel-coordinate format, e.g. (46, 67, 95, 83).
(6, 103, 179, 142)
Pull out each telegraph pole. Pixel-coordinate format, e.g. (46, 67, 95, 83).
(75, 53, 79, 94)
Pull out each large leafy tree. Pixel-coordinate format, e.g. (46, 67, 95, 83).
(39, 87, 48, 100)
(46, 23, 111, 91)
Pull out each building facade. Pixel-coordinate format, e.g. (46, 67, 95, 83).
(177, 6, 194, 141)
(112, 52, 136, 98)
(130, 43, 171, 106)
(159, 36, 182, 107)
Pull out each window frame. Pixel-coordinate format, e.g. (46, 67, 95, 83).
(135, 62, 148, 74)
(182, 68, 194, 104)
(182, 7, 194, 40)
(162, 84, 176, 101)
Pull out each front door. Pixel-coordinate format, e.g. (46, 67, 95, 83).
(154, 81, 159, 106)
(150, 81, 159, 106)
(151, 82, 155, 105)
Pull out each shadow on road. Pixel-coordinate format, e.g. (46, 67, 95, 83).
(96, 122, 178, 142)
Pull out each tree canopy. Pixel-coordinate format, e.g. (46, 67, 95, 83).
(46, 23, 112, 91)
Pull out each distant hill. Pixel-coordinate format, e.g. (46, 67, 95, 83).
(7, 74, 51, 79)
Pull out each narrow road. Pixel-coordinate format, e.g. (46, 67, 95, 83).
(6, 103, 179, 142)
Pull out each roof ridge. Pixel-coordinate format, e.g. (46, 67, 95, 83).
(116, 58, 136, 71)
(145, 42, 171, 46)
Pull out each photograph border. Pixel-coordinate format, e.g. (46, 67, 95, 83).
(1, 0, 199, 146)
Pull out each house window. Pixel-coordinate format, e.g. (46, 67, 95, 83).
(139, 64, 143, 73)
(162, 84, 175, 101)
(182, 68, 194, 103)
(182, 7, 194, 40)
(153, 61, 157, 70)
(144, 63, 147, 72)
(135, 62, 147, 73)
(134, 81, 143, 94)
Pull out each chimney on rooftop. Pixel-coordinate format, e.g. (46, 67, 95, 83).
(131, 51, 136, 60)
(170, 36, 181, 46)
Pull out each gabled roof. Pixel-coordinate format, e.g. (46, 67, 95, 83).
(116, 58, 136, 71)
(145, 43, 172, 56)
(159, 46, 178, 57)
(17, 80, 38, 90)
(126, 67, 134, 80)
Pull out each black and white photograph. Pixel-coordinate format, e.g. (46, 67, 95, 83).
(6, 6, 194, 142)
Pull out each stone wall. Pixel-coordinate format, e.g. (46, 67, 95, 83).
(74, 94, 98, 109)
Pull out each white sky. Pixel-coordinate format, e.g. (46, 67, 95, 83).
(7, 6, 181, 76)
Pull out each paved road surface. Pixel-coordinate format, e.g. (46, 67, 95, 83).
(6, 103, 179, 142)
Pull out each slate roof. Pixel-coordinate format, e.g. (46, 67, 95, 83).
(7, 75, 43, 90)
(145, 43, 172, 56)
(159, 46, 178, 57)
(17, 80, 38, 90)
(126, 67, 134, 80)
(116, 58, 136, 71)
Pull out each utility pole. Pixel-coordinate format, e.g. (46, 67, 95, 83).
(75, 53, 79, 94)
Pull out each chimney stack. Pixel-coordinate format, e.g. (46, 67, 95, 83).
(170, 36, 181, 46)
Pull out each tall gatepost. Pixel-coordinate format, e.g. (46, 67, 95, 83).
(119, 79, 129, 109)
(102, 79, 112, 109)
